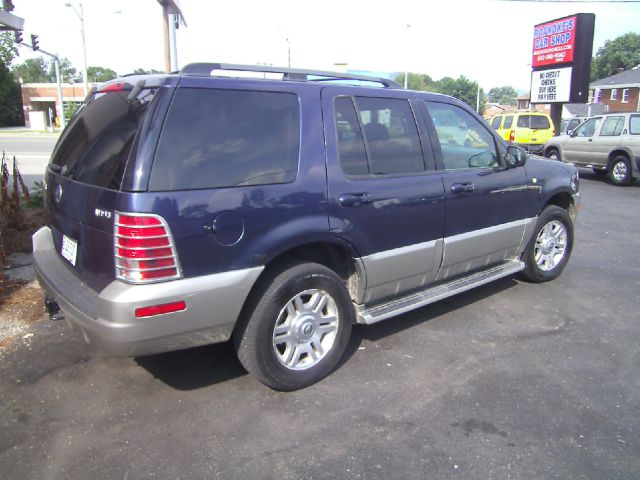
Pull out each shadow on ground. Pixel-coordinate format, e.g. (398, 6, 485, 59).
(137, 276, 517, 390)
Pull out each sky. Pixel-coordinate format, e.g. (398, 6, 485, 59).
(10, 0, 640, 91)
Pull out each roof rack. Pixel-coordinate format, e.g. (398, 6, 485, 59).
(180, 63, 401, 88)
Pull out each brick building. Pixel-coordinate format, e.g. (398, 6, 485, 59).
(21, 83, 94, 128)
(589, 67, 640, 112)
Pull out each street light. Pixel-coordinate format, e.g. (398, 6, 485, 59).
(404, 24, 411, 89)
(65, 2, 88, 96)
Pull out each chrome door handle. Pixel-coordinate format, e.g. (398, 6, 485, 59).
(339, 193, 372, 207)
(451, 183, 475, 194)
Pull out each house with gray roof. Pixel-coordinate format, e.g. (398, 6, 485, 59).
(590, 66, 640, 112)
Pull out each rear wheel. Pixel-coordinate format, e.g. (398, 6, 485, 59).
(545, 148, 560, 161)
(520, 205, 574, 283)
(608, 156, 632, 186)
(234, 262, 353, 391)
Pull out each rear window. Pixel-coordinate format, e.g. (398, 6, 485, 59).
(149, 88, 300, 190)
(490, 116, 501, 129)
(50, 88, 156, 189)
(629, 115, 640, 135)
(517, 115, 550, 130)
(503, 115, 513, 129)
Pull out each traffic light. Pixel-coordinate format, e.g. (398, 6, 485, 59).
(2, 0, 15, 12)
(31, 34, 39, 51)
(14, 30, 22, 44)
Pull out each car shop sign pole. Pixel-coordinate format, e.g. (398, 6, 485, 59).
(529, 13, 595, 135)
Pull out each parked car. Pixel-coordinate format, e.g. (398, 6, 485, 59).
(489, 111, 556, 154)
(544, 112, 640, 185)
(33, 64, 580, 390)
(559, 116, 587, 136)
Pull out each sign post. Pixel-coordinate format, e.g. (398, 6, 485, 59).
(530, 13, 595, 136)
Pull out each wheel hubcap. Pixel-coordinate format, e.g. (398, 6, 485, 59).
(534, 220, 567, 271)
(272, 289, 339, 370)
(612, 161, 627, 181)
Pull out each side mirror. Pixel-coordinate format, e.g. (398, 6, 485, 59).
(505, 145, 527, 168)
(567, 129, 574, 137)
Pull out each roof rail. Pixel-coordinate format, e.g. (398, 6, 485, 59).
(180, 63, 401, 88)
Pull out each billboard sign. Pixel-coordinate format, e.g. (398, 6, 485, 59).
(531, 66, 572, 103)
(532, 15, 577, 68)
(530, 13, 595, 104)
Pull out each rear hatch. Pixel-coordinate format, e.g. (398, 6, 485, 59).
(514, 114, 554, 144)
(45, 77, 173, 291)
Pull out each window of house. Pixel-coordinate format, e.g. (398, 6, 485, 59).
(594, 89, 601, 103)
(426, 101, 498, 170)
(621, 89, 629, 103)
(610, 89, 618, 101)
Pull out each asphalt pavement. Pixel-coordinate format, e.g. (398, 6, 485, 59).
(0, 130, 58, 189)
(1, 171, 639, 479)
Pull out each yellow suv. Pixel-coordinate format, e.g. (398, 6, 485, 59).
(489, 112, 555, 154)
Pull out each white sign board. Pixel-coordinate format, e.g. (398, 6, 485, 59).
(531, 66, 572, 103)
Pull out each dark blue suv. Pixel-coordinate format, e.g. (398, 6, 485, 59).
(33, 64, 580, 390)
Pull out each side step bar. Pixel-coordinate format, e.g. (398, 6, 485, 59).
(356, 260, 525, 325)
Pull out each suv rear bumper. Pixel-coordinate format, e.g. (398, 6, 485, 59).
(32, 227, 263, 356)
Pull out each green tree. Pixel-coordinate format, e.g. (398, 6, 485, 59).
(487, 86, 518, 105)
(436, 75, 486, 113)
(87, 66, 117, 82)
(591, 32, 640, 81)
(0, 32, 18, 66)
(48, 57, 79, 83)
(394, 72, 438, 91)
(12, 57, 49, 83)
(0, 33, 24, 126)
(131, 67, 163, 75)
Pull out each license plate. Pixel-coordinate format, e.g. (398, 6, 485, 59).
(531, 138, 537, 142)
(61, 235, 78, 266)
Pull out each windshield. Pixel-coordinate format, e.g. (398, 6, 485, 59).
(49, 88, 157, 190)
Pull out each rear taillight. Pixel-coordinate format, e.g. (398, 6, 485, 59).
(114, 212, 181, 284)
(509, 130, 515, 142)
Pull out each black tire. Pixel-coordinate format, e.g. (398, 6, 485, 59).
(234, 262, 353, 391)
(608, 156, 633, 186)
(592, 168, 608, 177)
(545, 148, 561, 161)
(519, 205, 574, 283)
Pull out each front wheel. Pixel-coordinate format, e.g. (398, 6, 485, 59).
(545, 148, 560, 161)
(234, 262, 353, 391)
(520, 205, 574, 283)
(609, 156, 633, 186)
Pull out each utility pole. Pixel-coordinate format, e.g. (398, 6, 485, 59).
(65, 3, 88, 96)
(36, 48, 66, 129)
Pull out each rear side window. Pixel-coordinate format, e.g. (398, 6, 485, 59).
(599, 116, 624, 136)
(50, 88, 156, 189)
(517, 115, 550, 129)
(150, 89, 300, 190)
(333, 96, 425, 176)
(490, 116, 502, 129)
(503, 115, 514, 129)
(630, 115, 640, 135)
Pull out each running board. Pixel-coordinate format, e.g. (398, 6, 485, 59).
(356, 260, 525, 325)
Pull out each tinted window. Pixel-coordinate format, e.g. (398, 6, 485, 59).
(503, 115, 514, 129)
(355, 97, 424, 175)
(150, 89, 299, 190)
(490, 116, 502, 129)
(599, 116, 624, 136)
(516, 115, 550, 129)
(50, 88, 156, 189)
(335, 97, 369, 175)
(426, 101, 498, 170)
(574, 118, 601, 138)
(630, 115, 640, 135)
(568, 119, 581, 131)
